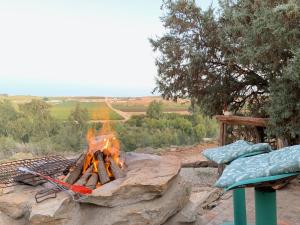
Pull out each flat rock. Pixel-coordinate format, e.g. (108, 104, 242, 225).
(164, 188, 221, 224)
(79, 174, 191, 225)
(29, 192, 80, 225)
(81, 153, 181, 207)
(0, 211, 25, 225)
(0, 185, 36, 219)
(159, 144, 218, 168)
(27, 175, 190, 225)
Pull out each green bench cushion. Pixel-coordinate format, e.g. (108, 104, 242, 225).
(216, 145, 300, 188)
(202, 140, 272, 164)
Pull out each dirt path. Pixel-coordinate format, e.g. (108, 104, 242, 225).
(134, 142, 218, 167)
(105, 98, 130, 121)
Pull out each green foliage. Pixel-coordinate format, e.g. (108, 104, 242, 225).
(0, 99, 90, 157)
(0, 99, 217, 158)
(151, 0, 300, 143)
(52, 103, 89, 151)
(0, 100, 18, 137)
(267, 49, 300, 143)
(114, 105, 218, 151)
(111, 100, 189, 112)
(19, 100, 58, 142)
(0, 137, 17, 158)
(146, 101, 163, 119)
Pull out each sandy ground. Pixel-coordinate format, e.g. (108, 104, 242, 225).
(137, 144, 300, 225)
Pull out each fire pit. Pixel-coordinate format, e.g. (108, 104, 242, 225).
(0, 152, 190, 225)
(0, 123, 194, 225)
(63, 133, 125, 191)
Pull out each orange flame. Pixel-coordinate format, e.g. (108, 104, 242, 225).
(82, 105, 121, 182)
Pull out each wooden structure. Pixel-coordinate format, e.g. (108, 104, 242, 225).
(216, 115, 297, 225)
(215, 115, 268, 225)
(215, 115, 268, 146)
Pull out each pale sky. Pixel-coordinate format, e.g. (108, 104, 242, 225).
(0, 0, 215, 97)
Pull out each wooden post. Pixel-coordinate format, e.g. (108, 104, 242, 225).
(255, 127, 265, 143)
(277, 137, 288, 149)
(219, 122, 226, 146)
(218, 122, 226, 176)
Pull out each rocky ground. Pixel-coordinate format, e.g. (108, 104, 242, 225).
(197, 179, 300, 225)
(2, 143, 299, 225)
(139, 144, 300, 225)
(135, 141, 218, 167)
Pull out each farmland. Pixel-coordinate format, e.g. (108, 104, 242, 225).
(0, 95, 190, 121)
(49, 101, 124, 120)
(111, 98, 190, 112)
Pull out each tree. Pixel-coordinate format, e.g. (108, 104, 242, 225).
(150, 0, 300, 143)
(19, 99, 58, 141)
(146, 101, 163, 119)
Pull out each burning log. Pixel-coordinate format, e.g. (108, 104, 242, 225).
(74, 165, 93, 186)
(64, 154, 85, 185)
(86, 173, 98, 190)
(108, 157, 125, 179)
(96, 152, 110, 184)
(63, 134, 126, 190)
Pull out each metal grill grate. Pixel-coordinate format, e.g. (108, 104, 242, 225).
(0, 155, 76, 188)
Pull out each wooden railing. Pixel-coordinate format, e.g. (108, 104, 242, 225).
(215, 115, 268, 146)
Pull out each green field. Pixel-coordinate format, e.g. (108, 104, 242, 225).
(50, 101, 124, 120)
(111, 101, 190, 112)
(111, 103, 147, 112)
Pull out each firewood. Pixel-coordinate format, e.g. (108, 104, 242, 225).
(109, 157, 125, 179)
(74, 165, 93, 186)
(119, 150, 127, 167)
(64, 153, 86, 184)
(85, 173, 98, 190)
(96, 152, 110, 184)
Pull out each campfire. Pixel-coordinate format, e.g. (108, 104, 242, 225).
(63, 129, 125, 190)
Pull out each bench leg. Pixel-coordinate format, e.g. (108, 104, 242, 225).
(255, 187, 277, 225)
(233, 188, 247, 225)
(220, 188, 248, 225)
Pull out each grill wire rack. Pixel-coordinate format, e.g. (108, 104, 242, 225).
(0, 155, 76, 188)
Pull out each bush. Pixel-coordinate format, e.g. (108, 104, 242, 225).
(146, 101, 163, 119)
(114, 108, 218, 151)
(0, 99, 218, 157)
(194, 123, 206, 140)
(0, 137, 17, 158)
